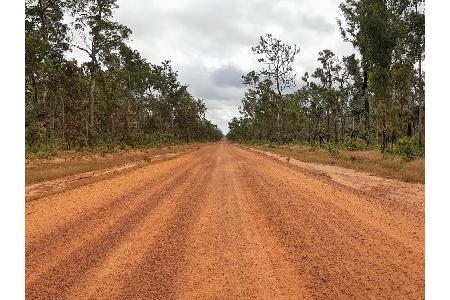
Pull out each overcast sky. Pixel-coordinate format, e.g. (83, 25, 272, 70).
(71, 0, 355, 133)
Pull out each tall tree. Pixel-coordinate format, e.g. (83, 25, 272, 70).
(338, 0, 409, 150)
(25, 0, 71, 142)
(26, 0, 222, 152)
(70, 0, 131, 143)
(312, 50, 342, 142)
(229, 3, 425, 158)
(250, 34, 300, 134)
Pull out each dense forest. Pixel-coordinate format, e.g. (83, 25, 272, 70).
(227, 0, 424, 158)
(25, 0, 223, 154)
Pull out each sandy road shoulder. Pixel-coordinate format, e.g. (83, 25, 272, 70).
(241, 145, 424, 210)
(231, 144, 424, 299)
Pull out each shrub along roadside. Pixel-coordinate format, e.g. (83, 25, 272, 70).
(239, 136, 424, 160)
(386, 136, 423, 160)
(25, 143, 205, 186)
(25, 132, 214, 159)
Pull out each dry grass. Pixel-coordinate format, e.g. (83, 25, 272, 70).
(252, 144, 424, 183)
(26, 144, 203, 185)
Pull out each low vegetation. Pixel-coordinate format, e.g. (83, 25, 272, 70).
(26, 143, 202, 185)
(249, 143, 424, 183)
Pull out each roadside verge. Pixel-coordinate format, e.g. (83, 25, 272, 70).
(25, 146, 200, 201)
(240, 145, 424, 206)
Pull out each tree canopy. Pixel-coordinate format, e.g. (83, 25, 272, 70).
(228, 0, 424, 156)
(25, 0, 222, 153)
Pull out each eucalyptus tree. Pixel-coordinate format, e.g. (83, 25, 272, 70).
(229, 1, 425, 156)
(403, 0, 425, 145)
(338, 0, 411, 150)
(70, 0, 131, 142)
(25, 0, 70, 142)
(312, 50, 342, 142)
(240, 70, 279, 141)
(338, 0, 372, 136)
(250, 34, 300, 134)
(25, 0, 223, 152)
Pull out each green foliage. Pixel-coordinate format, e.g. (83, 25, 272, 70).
(323, 143, 339, 156)
(26, 137, 64, 159)
(228, 0, 425, 157)
(25, 0, 222, 155)
(343, 138, 368, 151)
(25, 122, 47, 147)
(386, 136, 423, 160)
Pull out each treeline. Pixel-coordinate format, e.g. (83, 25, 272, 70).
(227, 0, 424, 157)
(26, 0, 222, 153)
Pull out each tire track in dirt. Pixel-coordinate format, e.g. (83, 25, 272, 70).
(26, 151, 199, 246)
(25, 142, 424, 299)
(173, 143, 310, 299)
(26, 153, 203, 267)
(235, 146, 423, 252)
(114, 150, 214, 299)
(26, 154, 196, 258)
(26, 148, 210, 299)
(230, 145, 424, 299)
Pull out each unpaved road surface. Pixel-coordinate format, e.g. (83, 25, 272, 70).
(26, 142, 424, 299)
(26, 152, 181, 199)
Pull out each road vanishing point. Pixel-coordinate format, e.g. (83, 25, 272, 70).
(26, 142, 424, 299)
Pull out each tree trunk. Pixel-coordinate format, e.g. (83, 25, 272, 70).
(276, 94, 283, 135)
(85, 116, 89, 146)
(61, 99, 65, 144)
(308, 119, 311, 144)
(363, 67, 370, 139)
(381, 96, 390, 152)
(327, 107, 330, 142)
(407, 94, 413, 137)
(32, 74, 39, 116)
(418, 57, 424, 147)
(382, 113, 387, 152)
(42, 85, 49, 140)
(89, 77, 96, 128)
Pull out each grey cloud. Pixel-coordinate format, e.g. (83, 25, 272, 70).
(299, 15, 335, 34)
(206, 106, 240, 134)
(178, 63, 245, 102)
(211, 65, 245, 88)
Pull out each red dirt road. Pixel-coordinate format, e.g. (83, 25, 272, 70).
(26, 142, 424, 299)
